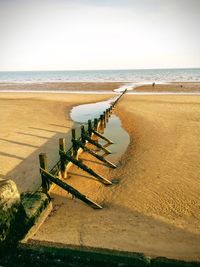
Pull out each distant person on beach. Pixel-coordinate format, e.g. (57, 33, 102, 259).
(152, 82, 155, 87)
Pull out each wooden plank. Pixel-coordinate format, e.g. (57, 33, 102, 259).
(106, 109, 109, 122)
(72, 128, 76, 140)
(100, 114, 104, 130)
(39, 153, 49, 193)
(40, 168, 102, 209)
(85, 135, 112, 154)
(74, 139, 117, 169)
(59, 138, 67, 175)
(88, 120, 92, 136)
(103, 111, 106, 127)
(92, 130, 114, 144)
(81, 125, 86, 144)
(60, 151, 112, 185)
(72, 129, 78, 157)
(94, 118, 98, 131)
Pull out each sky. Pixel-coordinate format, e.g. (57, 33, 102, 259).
(0, 0, 200, 71)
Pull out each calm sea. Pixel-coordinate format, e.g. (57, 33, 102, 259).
(0, 68, 200, 83)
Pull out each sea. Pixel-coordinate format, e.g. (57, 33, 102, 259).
(0, 68, 200, 83)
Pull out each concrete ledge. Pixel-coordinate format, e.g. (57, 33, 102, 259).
(21, 201, 52, 243)
(0, 179, 20, 208)
(0, 178, 50, 253)
(0, 179, 24, 249)
(21, 191, 50, 227)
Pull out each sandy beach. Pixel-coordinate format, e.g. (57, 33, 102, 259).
(0, 92, 113, 192)
(26, 91, 200, 261)
(1, 84, 200, 261)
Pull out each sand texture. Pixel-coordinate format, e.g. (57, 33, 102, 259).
(29, 94, 200, 261)
(0, 82, 125, 92)
(0, 93, 112, 192)
(135, 82, 200, 92)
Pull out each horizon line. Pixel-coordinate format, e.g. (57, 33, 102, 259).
(0, 67, 200, 72)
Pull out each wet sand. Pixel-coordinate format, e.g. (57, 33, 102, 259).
(1, 81, 200, 93)
(0, 82, 125, 92)
(135, 82, 200, 92)
(0, 93, 112, 192)
(29, 94, 200, 261)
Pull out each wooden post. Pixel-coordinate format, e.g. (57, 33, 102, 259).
(99, 115, 104, 133)
(97, 117, 101, 132)
(94, 118, 98, 131)
(81, 125, 86, 144)
(74, 139, 116, 168)
(59, 138, 66, 176)
(59, 138, 66, 152)
(88, 120, 92, 136)
(72, 128, 76, 140)
(72, 128, 78, 157)
(84, 135, 111, 154)
(106, 109, 109, 122)
(92, 130, 114, 144)
(93, 118, 98, 141)
(100, 114, 104, 125)
(39, 153, 49, 193)
(103, 111, 106, 127)
(40, 168, 102, 209)
(60, 151, 112, 185)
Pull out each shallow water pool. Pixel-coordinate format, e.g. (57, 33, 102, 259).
(70, 98, 130, 164)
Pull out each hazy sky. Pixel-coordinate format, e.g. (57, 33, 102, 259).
(0, 0, 200, 71)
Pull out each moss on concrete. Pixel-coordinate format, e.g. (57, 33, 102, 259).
(0, 179, 25, 250)
(2, 243, 151, 267)
(2, 244, 200, 267)
(0, 180, 50, 255)
(21, 191, 50, 228)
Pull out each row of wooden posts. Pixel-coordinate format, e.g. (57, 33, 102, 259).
(39, 89, 127, 209)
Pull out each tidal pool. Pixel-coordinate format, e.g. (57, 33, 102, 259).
(70, 98, 130, 164)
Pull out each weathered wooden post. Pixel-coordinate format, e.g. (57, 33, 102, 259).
(100, 115, 103, 125)
(60, 151, 112, 185)
(59, 138, 66, 177)
(103, 111, 106, 127)
(72, 128, 78, 158)
(88, 120, 92, 136)
(72, 139, 116, 169)
(41, 169, 102, 209)
(39, 153, 49, 193)
(81, 125, 86, 144)
(99, 114, 104, 133)
(107, 108, 109, 118)
(106, 109, 109, 122)
(72, 128, 76, 140)
(93, 118, 98, 141)
(94, 118, 98, 131)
